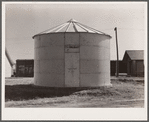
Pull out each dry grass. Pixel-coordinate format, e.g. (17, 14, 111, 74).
(5, 77, 144, 107)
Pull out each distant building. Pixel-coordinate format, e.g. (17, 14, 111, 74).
(15, 50, 144, 77)
(110, 60, 127, 76)
(16, 59, 34, 77)
(122, 50, 144, 77)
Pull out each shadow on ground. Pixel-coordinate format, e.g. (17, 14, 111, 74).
(5, 79, 144, 102)
(5, 84, 90, 101)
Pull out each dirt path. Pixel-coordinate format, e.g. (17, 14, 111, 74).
(7, 98, 144, 108)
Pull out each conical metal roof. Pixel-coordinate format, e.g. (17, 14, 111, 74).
(33, 19, 111, 38)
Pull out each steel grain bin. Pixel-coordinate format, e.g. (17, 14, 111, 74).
(33, 19, 112, 87)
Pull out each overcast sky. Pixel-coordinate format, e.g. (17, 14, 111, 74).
(4, 2, 147, 77)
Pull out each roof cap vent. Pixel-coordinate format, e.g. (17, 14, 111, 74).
(67, 19, 77, 23)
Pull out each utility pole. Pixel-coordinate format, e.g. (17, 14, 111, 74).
(114, 27, 119, 77)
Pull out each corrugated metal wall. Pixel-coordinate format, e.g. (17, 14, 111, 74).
(34, 33, 65, 87)
(79, 33, 111, 86)
(34, 32, 111, 87)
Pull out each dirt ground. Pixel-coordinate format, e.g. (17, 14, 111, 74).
(5, 76, 144, 108)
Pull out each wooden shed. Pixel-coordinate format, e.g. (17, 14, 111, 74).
(123, 50, 144, 77)
(110, 60, 127, 76)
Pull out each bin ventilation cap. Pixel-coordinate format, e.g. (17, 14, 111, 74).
(33, 19, 111, 38)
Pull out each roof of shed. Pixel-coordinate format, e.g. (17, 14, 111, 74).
(123, 50, 144, 61)
(33, 19, 111, 38)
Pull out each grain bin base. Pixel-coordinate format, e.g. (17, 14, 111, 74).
(33, 82, 112, 88)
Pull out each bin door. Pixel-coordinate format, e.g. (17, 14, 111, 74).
(65, 53, 79, 87)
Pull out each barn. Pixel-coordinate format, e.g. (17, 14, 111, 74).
(122, 50, 144, 77)
(32, 19, 112, 87)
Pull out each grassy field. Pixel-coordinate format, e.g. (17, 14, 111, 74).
(5, 77, 144, 107)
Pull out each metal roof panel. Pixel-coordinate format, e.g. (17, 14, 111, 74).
(33, 19, 111, 38)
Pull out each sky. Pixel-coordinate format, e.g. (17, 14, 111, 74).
(4, 2, 147, 77)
